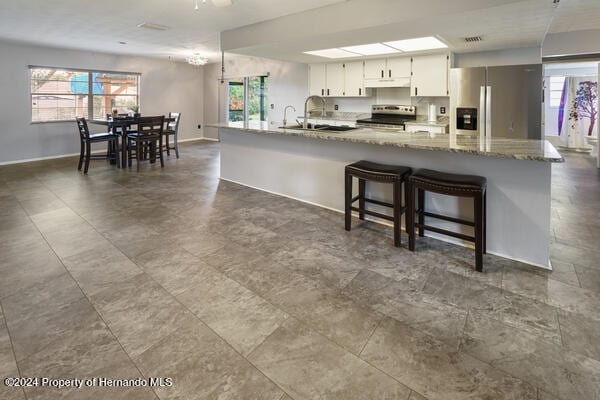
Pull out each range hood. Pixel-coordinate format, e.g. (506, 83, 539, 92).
(364, 77, 411, 88)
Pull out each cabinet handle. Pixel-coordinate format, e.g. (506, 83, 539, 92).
(381, 70, 384, 78)
(359, 88, 362, 96)
(321, 89, 324, 95)
(327, 89, 330, 96)
(389, 70, 391, 78)
(415, 87, 418, 96)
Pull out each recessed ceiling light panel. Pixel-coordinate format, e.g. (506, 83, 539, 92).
(340, 43, 401, 56)
(304, 48, 359, 59)
(384, 36, 447, 52)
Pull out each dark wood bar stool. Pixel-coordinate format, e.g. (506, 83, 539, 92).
(407, 169, 487, 271)
(345, 160, 412, 247)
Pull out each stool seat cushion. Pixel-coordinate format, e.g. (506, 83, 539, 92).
(346, 160, 411, 178)
(409, 169, 486, 191)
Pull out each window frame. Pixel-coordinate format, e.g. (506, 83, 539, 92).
(29, 65, 141, 124)
(548, 75, 565, 109)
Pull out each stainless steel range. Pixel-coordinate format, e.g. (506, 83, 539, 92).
(356, 105, 416, 130)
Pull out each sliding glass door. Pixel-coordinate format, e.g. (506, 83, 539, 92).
(226, 75, 268, 124)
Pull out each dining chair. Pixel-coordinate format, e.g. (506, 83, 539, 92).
(76, 117, 118, 174)
(127, 116, 165, 171)
(163, 112, 181, 158)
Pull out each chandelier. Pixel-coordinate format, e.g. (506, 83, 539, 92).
(186, 54, 209, 66)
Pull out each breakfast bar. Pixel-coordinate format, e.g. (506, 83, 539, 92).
(211, 121, 563, 269)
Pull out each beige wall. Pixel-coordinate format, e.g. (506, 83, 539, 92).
(0, 40, 204, 164)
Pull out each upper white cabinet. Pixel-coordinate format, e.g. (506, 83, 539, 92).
(364, 59, 387, 80)
(411, 54, 449, 97)
(308, 61, 368, 97)
(344, 61, 365, 97)
(326, 63, 345, 97)
(364, 57, 411, 87)
(309, 64, 326, 96)
(309, 53, 451, 97)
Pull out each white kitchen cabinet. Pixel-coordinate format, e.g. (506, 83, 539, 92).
(364, 56, 411, 88)
(387, 57, 411, 78)
(411, 54, 449, 97)
(309, 62, 368, 97)
(344, 61, 365, 97)
(364, 59, 387, 80)
(325, 63, 345, 97)
(309, 63, 326, 96)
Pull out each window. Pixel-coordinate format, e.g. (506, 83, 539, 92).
(549, 76, 565, 108)
(30, 67, 139, 123)
(226, 75, 268, 123)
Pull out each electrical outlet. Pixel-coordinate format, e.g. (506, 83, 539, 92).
(440, 107, 446, 114)
(334, 104, 339, 111)
(270, 104, 275, 110)
(197, 124, 202, 129)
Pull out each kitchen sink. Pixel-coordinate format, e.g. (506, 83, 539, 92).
(278, 124, 357, 132)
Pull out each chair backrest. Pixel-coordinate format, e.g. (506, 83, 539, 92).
(137, 115, 164, 137)
(76, 117, 90, 141)
(168, 112, 181, 133)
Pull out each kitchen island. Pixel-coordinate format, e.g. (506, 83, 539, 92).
(209, 121, 563, 269)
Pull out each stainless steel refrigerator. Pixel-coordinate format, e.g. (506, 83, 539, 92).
(449, 64, 542, 139)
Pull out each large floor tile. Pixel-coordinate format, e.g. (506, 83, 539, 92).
(461, 312, 600, 400)
(248, 318, 411, 400)
(264, 272, 383, 355)
(361, 317, 537, 400)
(90, 273, 192, 357)
(134, 318, 283, 400)
(176, 266, 288, 356)
(558, 309, 600, 362)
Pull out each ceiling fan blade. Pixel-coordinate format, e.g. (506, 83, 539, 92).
(211, 0, 233, 7)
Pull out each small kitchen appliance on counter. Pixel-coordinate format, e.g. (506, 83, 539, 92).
(356, 105, 417, 130)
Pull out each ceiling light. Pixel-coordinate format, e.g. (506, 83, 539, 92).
(384, 37, 447, 52)
(340, 43, 401, 56)
(186, 54, 209, 66)
(304, 48, 359, 59)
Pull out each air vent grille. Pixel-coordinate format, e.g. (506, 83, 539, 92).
(464, 36, 482, 43)
(137, 22, 170, 31)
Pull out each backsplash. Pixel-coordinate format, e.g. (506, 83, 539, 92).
(321, 87, 449, 119)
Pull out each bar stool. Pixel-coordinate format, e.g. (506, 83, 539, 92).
(345, 160, 412, 247)
(407, 169, 487, 271)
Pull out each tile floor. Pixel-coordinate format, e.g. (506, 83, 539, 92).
(0, 142, 599, 400)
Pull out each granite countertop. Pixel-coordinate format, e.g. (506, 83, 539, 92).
(209, 121, 563, 162)
(299, 111, 370, 121)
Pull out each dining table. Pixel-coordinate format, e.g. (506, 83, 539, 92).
(90, 115, 174, 169)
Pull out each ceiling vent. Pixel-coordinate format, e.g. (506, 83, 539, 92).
(137, 22, 170, 31)
(463, 36, 482, 43)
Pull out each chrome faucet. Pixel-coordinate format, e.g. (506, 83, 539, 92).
(303, 95, 326, 129)
(283, 105, 296, 127)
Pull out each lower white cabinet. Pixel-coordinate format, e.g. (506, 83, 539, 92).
(404, 124, 448, 134)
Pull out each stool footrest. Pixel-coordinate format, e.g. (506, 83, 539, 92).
(415, 223, 475, 242)
(351, 206, 394, 222)
(418, 210, 475, 227)
(351, 196, 394, 209)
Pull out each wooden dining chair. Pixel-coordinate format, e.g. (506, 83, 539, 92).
(163, 112, 181, 158)
(76, 117, 118, 174)
(127, 116, 165, 171)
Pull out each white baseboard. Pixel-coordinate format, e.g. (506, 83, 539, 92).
(198, 137, 219, 142)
